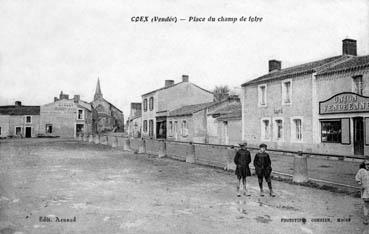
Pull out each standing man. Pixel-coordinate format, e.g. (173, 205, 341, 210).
(234, 142, 251, 197)
(253, 144, 276, 197)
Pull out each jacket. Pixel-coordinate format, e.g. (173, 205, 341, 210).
(253, 152, 272, 176)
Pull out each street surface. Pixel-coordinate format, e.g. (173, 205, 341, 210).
(0, 139, 368, 234)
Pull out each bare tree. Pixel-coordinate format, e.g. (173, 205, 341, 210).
(213, 85, 230, 101)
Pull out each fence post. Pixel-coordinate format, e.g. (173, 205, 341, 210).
(123, 138, 131, 151)
(158, 140, 166, 158)
(94, 134, 100, 144)
(138, 138, 146, 154)
(89, 134, 94, 143)
(293, 151, 309, 183)
(186, 142, 196, 163)
(111, 136, 117, 148)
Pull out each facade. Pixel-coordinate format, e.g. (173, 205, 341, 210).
(167, 96, 241, 144)
(91, 79, 124, 133)
(127, 102, 142, 137)
(40, 92, 92, 138)
(241, 38, 369, 155)
(141, 75, 213, 139)
(0, 101, 40, 138)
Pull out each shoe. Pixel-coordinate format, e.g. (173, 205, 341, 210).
(260, 190, 264, 197)
(243, 190, 251, 196)
(270, 190, 276, 197)
(364, 217, 369, 225)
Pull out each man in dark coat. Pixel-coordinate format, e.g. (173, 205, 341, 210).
(253, 143, 275, 197)
(234, 142, 251, 197)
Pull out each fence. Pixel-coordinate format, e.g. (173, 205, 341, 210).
(77, 134, 362, 191)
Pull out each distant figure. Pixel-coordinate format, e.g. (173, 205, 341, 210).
(234, 142, 251, 197)
(355, 160, 369, 225)
(253, 144, 275, 197)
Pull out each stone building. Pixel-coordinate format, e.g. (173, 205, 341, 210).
(91, 79, 124, 134)
(241, 38, 369, 156)
(167, 95, 241, 144)
(127, 102, 142, 137)
(141, 75, 213, 139)
(0, 101, 40, 138)
(40, 92, 92, 138)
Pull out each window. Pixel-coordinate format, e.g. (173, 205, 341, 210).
(149, 120, 154, 137)
(174, 121, 178, 136)
(321, 120, 341, 143)
(282, 79, 292, 105)
(261, 118, 271, 141)
(168, 121, 173, 136)
(46, 124, 53, 134)
(258, 84, 267, 107)
(291, 118, 303, 142)
(353, 76, 363, 95)
(15, 127, 22, 136)
(181, 120, 188, 137)
(25, 116, 32, 123)
(149, 97, 154, 111)
(143, 120, 147, 132)
(273, 118, 284, 141)
(77, 109, 84, 120)
(143, 99, 148, 112)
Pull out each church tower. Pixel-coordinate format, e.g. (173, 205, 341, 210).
(94, 78, 103, 100)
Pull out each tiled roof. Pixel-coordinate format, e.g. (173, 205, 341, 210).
(216, 111, 242, 120)
(316, 55, 369, 76)
(0, 105, 40, 115)
(209, 103, 241, 116)
(168, 102, 215, 117)
(142, 82, 213, 96)
(241, 55, 349, 86)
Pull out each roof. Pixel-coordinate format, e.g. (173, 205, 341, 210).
(316, 55, 369, 76)
(142, 81, 213, 97)
(241, 55, 350, 86)
(0, 105, 40, 115)
(168, 102, 215, 117)
(209, 102, 241, 116)
(216, 111, 242, 121)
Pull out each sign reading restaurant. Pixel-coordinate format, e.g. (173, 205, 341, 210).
(320, 92, 369, 115)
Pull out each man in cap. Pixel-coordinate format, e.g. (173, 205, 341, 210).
(253, 143, 275, 197)
(234, 141, 251, 197)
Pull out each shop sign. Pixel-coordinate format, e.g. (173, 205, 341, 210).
(320, 92, 369, 115)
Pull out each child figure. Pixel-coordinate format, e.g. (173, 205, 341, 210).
(234, 142, 251, 197)
(253, 143, 275, 197)
(355, 160, 369, 225)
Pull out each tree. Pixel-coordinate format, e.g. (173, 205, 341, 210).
(213, 85, 230, 101)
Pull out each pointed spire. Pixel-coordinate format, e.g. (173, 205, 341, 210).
(94, 78, 103, 100)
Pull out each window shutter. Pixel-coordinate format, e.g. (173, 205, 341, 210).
(366, 118, 369, 145)
(341, 118, 350, 144)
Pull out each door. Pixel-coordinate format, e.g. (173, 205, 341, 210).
(76, 124, 84, 137)
(353, 117, 364, 155)
(25, 127, 32, 138)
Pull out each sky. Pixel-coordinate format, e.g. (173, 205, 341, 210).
(0, 0, 368, 116)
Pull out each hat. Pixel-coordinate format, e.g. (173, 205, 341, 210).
(259, 143, 267, 149)
(239, 142, 247, 146)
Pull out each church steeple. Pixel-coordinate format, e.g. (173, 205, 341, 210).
(94, 78, 103, 100)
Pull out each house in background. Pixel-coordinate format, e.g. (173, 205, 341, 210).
(241, 38, 369, 156)
(127, 102, 142, 138)
(40, 91, 92, 138)
(0, 101, 40, 138)
(141, 75, 213, 139)
(91, 79, 125, 133)
(167, 95, 242, 144)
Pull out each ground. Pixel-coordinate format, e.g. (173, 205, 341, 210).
(0, 139, 368, 234)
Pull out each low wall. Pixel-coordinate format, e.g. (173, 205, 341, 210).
(130, 138, 142, 152)
(145, 139, 162, 155)
(166, 141, 191, 161)
(195, 144, 229, 168)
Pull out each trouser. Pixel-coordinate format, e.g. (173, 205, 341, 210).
(363, 200, 369, 217)
(257, 173, 272, 190)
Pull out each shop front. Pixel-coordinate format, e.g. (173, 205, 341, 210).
(319, 92, 369, 156)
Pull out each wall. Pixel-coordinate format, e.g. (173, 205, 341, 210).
(128, 116, 142, 138)
(166, 115, 193, 142)
(141, 92, 158, 138)
(0, 115, 10, 137)
(91, 98, 124, 133)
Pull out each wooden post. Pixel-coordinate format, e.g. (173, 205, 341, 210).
(158, 140, 166, 158)
(293, 151, 309, 183)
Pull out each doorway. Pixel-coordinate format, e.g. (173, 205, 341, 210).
(353, 117, 364, 155)
(76, 124, 84, 137)
(25, 127, 32, 138)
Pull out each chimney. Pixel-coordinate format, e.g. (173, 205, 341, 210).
(342, 39, 357, 56)
(165, 80, 175, 87)
(54, 97, 58, 102)
(73, 95, 80, 103)
(269, 60, 281, 72)
(15, 101, 22, 107)
(182, 75, 189, 82)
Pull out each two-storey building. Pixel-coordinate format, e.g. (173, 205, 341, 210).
(141, 75, 213, 139)
(241, 39, 367, 155)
